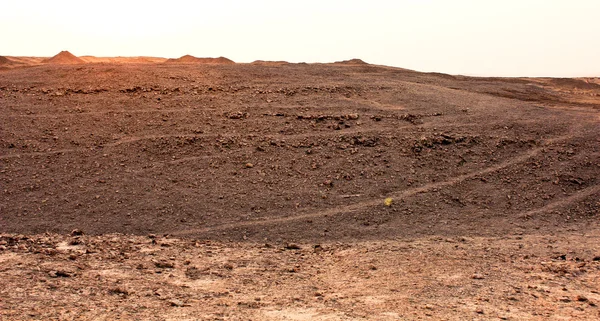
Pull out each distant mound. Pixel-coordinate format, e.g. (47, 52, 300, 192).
(251, 60, 289, 66)
(0, 56, 14, 65)
(334, 58, 368, 65)
(549, 78, 600, 90)
(80, 56, 168, 64)
(166, 55, 235, 64)
(42, 51, 85, 65)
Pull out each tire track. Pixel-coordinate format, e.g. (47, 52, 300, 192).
(3, 107, 196, 118)
(170, 134, 573, 236)
(1, 112, 498, 161)
(518, 184, 600, 219)
(0, 125, 411, 160)
(1, 119, 496, 161)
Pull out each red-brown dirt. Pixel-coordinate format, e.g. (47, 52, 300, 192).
(1, 232, 599, 320)
(0, 60, 599, 320)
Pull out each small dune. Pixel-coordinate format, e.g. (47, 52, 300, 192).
(0, 56, 17, 66)
(42, 51, 86, 64)
(251, 60, 289, 66)
(334, 58, 368, 65)
(166, 55, 235, 64)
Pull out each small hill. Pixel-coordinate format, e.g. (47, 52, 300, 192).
(42, 51, 85, 64)
(80, 56, 168, 64)
(334, 58, 368, 65)
(0, 56, 14, 65)
(548, 78, 600, 90)
(166, 55, 235, 64)
(251, 60, 289, 66)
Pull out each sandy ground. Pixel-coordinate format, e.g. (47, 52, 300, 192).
(1, 232, 600, 320)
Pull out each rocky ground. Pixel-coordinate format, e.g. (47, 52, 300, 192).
(1, 61, 599, 319)
(1, 232, 599, 320)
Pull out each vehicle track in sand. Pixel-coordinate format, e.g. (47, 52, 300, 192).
(170, 133, 575, 236)
(2, 121, 480, 161)
(518, 184, 600, 219)
(0, 127, 391, 160)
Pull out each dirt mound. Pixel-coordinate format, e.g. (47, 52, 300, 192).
(334, 58, 368, 65)
(166, 55, 235, 64)
(549, 78, 600, 90)
(42, 51, 85, 65)
(0, 56, 14, 65)
(80, 56, 168, 64)
(251, 60, 289, 66)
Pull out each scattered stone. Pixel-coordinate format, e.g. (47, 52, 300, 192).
(109, 287, 129, 296)
(154, 261, 175, 269)
(577, 295, 589, 302)
(225, 111, 249, 119)
(49, 270, 73, 278)
(245, 163, 254, 168)
(284, 243, 301, 250)
(70, 229, 84, 236)
(472, 273, 485, 280)
(185, 266, 208, 280)
(168, 299, 185, 307)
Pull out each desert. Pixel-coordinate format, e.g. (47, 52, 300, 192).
(1, 51, 599, 320)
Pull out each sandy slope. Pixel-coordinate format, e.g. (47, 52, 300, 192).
(0, 61, 599, 320)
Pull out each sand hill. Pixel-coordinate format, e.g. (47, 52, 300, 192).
(42, 51, 86, 64)
(548, 78, 600, 90)
(0, 56, 15, 66)
(166, 55, 235, 64)
(2, 59, 600, 321)
(334, 58, 368, 65)
(80, 56, 168, 64)
(251, 60, 289, 66)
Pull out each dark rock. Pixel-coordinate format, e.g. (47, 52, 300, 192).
(284, 243, 301, 250)
(154, 261, 175, 269)
(70, 229, 84, 236)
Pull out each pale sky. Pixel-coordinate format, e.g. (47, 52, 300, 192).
(1, 0, 599, 77)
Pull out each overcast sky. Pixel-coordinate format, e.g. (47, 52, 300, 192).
(1, 0, 599, 77)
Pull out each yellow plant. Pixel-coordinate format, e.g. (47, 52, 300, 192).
(384, 198, 393, 207)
